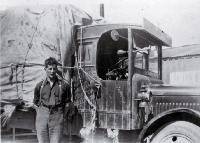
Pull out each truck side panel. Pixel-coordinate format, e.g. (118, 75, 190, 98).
(97, 80, 131, 129)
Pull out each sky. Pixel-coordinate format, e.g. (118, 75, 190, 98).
(1, 0, 200, 47)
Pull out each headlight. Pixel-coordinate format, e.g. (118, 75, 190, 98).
(137, 85, 151, 101)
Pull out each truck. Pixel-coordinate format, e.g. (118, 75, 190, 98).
(71, 18, 200, 143)
(2, 6, 200, 143)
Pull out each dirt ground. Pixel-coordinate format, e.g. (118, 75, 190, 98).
(1, 128, 139, 143)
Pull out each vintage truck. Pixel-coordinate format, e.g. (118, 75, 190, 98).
(2, 6, 200, 142)
(72, 18, 200, 143)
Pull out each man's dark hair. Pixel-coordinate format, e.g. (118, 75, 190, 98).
(44, 57, 58, 68)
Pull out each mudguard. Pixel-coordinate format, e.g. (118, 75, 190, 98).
(138, 108, 200, 143)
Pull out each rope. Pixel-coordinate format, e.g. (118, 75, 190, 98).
(15, 65, 19, 98)
(79, 67, 101, 86)
(107, 129, 119, 143)
(56, 73, 71, 86)
(75, 24, 98, 109)
(77, 65, 97, 139)
(58, 66, 75, 69)
(0, 63, 44, 69)
(77, 67, 96, 109)
(79, 27, 83, 67)
(76, 26, 99, 137)
(21, 11, 45, 100)
(8, 64, 14, 84)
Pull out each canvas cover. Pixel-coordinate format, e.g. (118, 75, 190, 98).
(0, 5, 92, 103)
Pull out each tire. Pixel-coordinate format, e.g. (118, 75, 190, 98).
(151, 121, 200, 143)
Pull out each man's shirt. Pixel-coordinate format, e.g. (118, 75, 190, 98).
(33, 77, 71, 106)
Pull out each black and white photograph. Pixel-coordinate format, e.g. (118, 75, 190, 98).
(1, 0, 200, 143)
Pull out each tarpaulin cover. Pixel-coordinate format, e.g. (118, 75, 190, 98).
(0, 5, 92, 102)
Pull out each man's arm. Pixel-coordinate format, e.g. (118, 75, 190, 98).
(33, 82, 42, 108)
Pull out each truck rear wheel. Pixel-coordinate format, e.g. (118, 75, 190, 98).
(150, 121, 200, 143)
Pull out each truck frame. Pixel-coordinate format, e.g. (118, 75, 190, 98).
(5, 18, 200, 143)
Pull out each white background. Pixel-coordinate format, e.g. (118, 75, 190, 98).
(1, 0, 200, 47)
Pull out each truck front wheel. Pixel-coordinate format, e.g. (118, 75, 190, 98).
(150, 121, 200, 143)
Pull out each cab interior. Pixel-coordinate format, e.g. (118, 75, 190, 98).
(96, 29, 159, 80)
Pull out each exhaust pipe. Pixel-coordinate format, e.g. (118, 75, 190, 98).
(100, 4, 104, 17)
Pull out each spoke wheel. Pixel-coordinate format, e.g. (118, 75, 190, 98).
(151, 121, 200, 143)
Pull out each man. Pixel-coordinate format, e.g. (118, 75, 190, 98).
(33, 57, 71, 143)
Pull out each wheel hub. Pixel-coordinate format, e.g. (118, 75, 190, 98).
(160, 134, 193, 143)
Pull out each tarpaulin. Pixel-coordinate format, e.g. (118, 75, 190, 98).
(0, 5, 92, 102)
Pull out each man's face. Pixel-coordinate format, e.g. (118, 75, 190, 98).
(45, 64, 58, 79)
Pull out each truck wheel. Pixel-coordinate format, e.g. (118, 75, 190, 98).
(151, 121, 200, 143)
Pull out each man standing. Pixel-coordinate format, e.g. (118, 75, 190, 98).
(33, 57, 71, 143)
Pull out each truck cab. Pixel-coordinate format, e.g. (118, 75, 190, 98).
(73, 19, 171, 127)
(72, 18, 200, 143)
(71, 18, 200, 142)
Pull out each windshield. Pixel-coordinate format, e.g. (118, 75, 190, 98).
(135, 46, 159, 79)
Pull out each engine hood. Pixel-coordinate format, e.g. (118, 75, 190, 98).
(149, 84, 200, 96)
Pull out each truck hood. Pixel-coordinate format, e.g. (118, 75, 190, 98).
(149, 84, 200, 96)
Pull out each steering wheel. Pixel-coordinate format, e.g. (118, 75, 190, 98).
(106, 64, 128, 80)
(112, 57, 128, 68)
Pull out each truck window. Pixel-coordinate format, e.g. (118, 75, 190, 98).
(149, 46, 158, 75)
(96, 30, 128, 80)
(96, 29, 160, 80)
(135, 52, 146, 69)
(134, 46, 159, 79)
(78, 43, 93, 65)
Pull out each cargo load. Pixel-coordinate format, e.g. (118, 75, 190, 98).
(0, 5, 92, 103)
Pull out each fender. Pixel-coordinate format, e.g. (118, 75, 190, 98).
(138, 108, 200, 143)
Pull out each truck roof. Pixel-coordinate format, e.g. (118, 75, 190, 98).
(77, 18, 172, 47)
